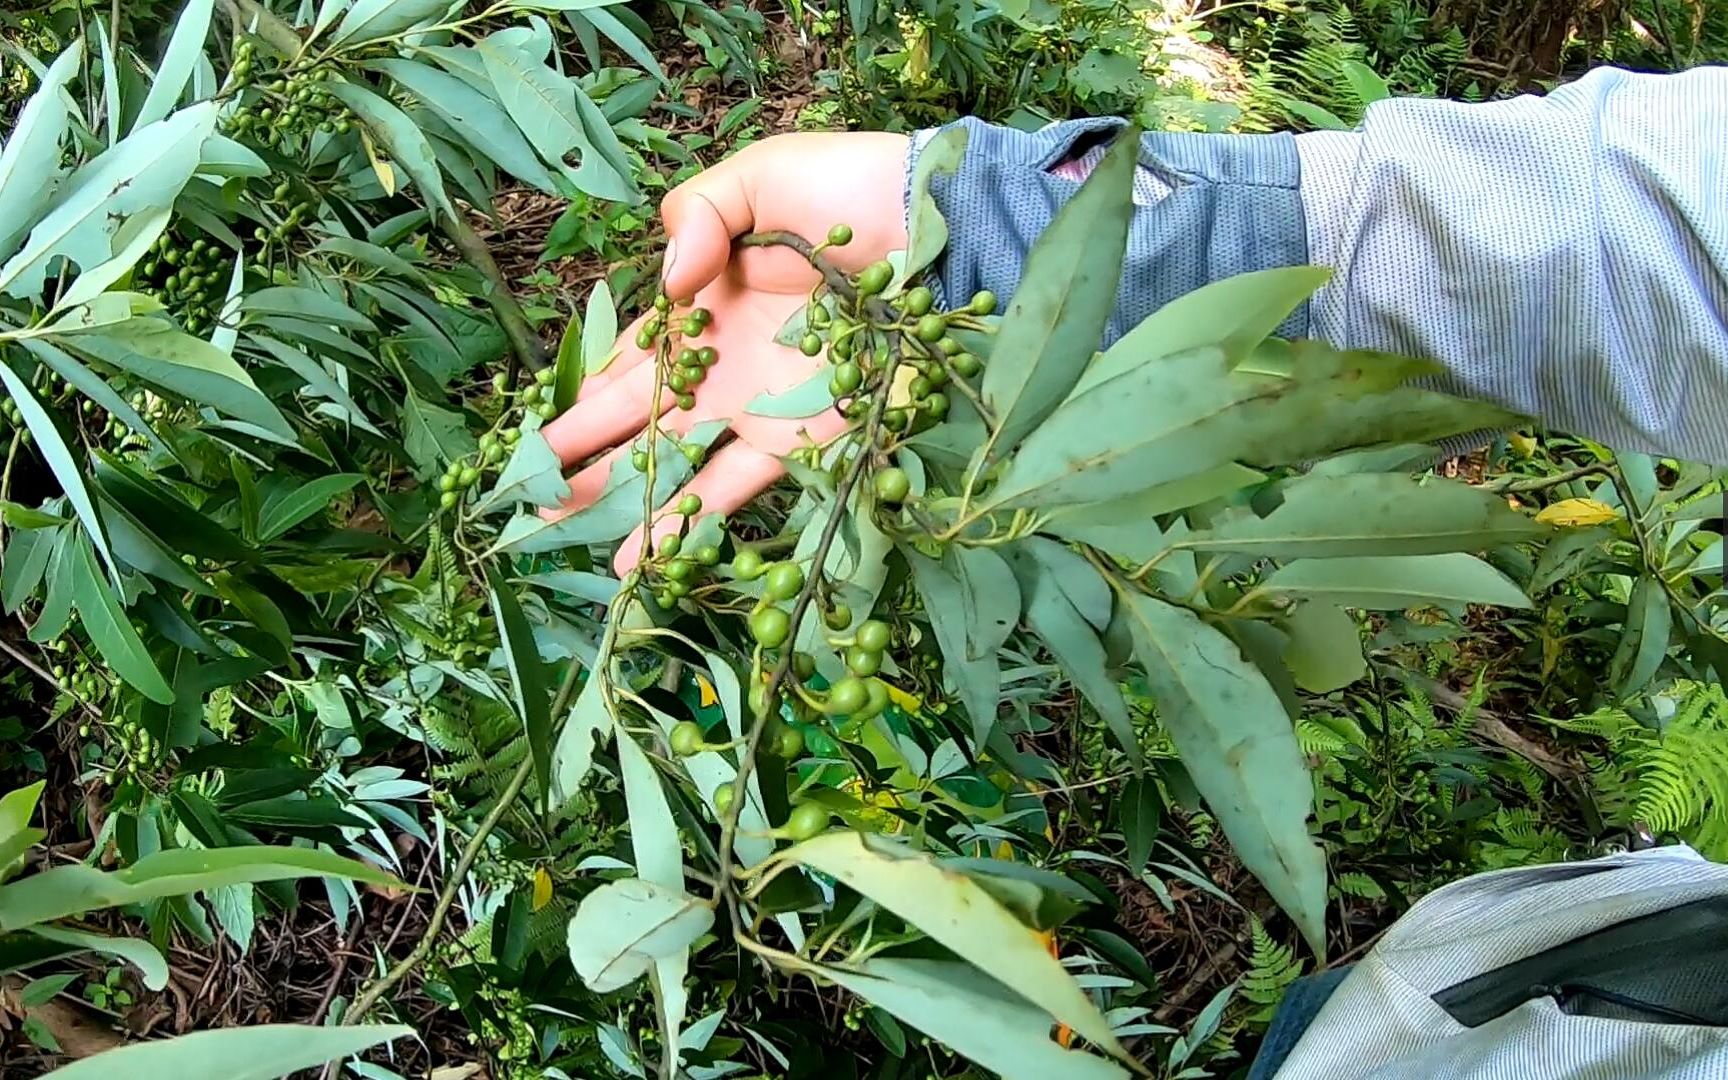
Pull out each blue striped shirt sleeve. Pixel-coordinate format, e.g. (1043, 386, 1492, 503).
(1297, 66, 1728, 464)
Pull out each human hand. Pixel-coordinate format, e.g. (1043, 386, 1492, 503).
(539, 132, 912, 572)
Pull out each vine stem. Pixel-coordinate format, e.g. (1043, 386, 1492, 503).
(216, 0, 550, 373)
(1480, 461, 1614, 495)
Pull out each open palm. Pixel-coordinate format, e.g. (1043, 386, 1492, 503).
(539, 132, 910, 570)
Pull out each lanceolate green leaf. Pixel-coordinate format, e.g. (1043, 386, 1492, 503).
(0, 361, 119, 588)
(1261, 553, 1532, 611)
(68, 537, 174, 704)
(1176, 473, 1547, 558)
(616, 733, 692, 1067)
(993, 341, 1520, 509)
(0, 41, 81, 261)
(372, 57, 559, 191)
(333, 0, 451, 45)
(256, 474, 363, 541)
(903, 545, 1010, 747)
(803, 957, 1127, 1080)
(134, 0, 216, 130)
(551, 668, 612, 806)
(980, 127, 1137, 458)
(28, 926, 168, 990)
(475, 37, 635, 203)
(744, 369, 836, 419)
(327, 80, 455, 221)
(477, 431, 570, 512)
(0, 103, 217, 300)
(58, 318, 293, 440)
(785, 832, 1129, 1062)
(486, 562, 553, 808)
(1075, 268, 1331, 394)
(0, 847, 403, 932)
(898, 125, 967, 287)
(41, 1024, 413, 1080)
(1118, 591, 1328, 955)
(1612, 576, 1670, 698)
(580, 277, 618, 376)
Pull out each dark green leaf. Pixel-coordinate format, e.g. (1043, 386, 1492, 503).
(257, 474, 362, 542)
(1119, 591, 1327, 955)
(1262, 553, 1532, 610)
(904, 545, 1011, 747)
(1119, 776, 1159, 874)
(980, 127, 1137, 457)
(69, 535, 172, 703)
(224, 797, 368, 829)
(487, 561, 552, 809)
(327, 80, 456, 221)
(2, 527, 54, 614)
(372, 57, 558, 192)
(242, 286, 375, 333)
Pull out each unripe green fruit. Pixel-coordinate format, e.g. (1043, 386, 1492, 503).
(969, 289, 997, 315)
(764, 562, 804, 602)
(656, 589, 676, 610)
(874, 467, 910, 503)
(827, 223, 854, 246)
(800, 333, 822, 357)
(438, 474, 457, 492)
(832, 362, 862, 394)
(938, 337, 963, 356)
(750, 607, 791, 648)
(680, 365, 706, 386)
(666, 558, 694, 582)
(675, 392, 695, 411)
(748, 681, 778, 718)
(636, 327, 655, 350)
(775, 725, 805, 759)
(904, 286, 934, 316)
(909, 375, 931, 399)
(713, 784, 736, 814)
(827, 676, 869, 715)
(678, 347, 698, 366)
(856, 620, 892, 653)
(693, 544, 720, 567)
(632, 449, 650, 471)
(696, 346, 718, 367)
(861, 677, 891, 720)
(523, 384, 542, 405)
(503, 427, 521, 444)
(952, 352, 982, 377)
(915, 314, 947, 343)
(660, 535, 682, 556)
(458, 465, 479, 486)
(882, 408, 908, 432)
(845, 646, 881, 677)
(784, 803, 830, 841)
(924, 392, 950, 419)
(440, 491, 458, 509)
(681, 317, 704, 336)
(492, 371, 510, 393)
(535, 367, 556, 386)
(669, 372, 689, 393)
(732, 548, 765, 580)
(484, 443, 504, 464)
(669, 721, 704, 756)
(825, 603, 853, 631)
(677, 493, 703, 516)
(793, 652, 817, 680)
(857, 261, 892, 296)
(681, 443, 704, 466)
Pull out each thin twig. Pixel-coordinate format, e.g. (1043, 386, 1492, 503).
(1480, 461, 1612, 495)
(0, 638, 98, 718)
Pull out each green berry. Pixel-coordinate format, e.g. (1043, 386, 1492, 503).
(677, 493, 703, 517)
(800, 333, 823, 357)
(503, 427, 521, 444)
(924, 392, 950, 419)
(669, 721, 704, 756)
(458, 465, 480, 486)
(636, 327, 655, 350)
(537, 401, 557, 419)
(827, 676, 870, 716)
(750, 607, 791, 648)
(660, 534, 682, 557)
(675, 392, 696, 411)
(732, 548, 765, 580)
(440, 491, 458, 509)
(484, 444, 504, 464)
(857, 261, 893, 296)
(873, 467, 910, 504)
(680, 365, 706, 386)
(784, 802, 830, 841)
(535, 366, 555, 386)
(856, 620, 891, 653)
(824, 603, 853, 631)
(882, 407, 909, 432)
(914, 314, 947, 343)
(693, 544, 720, 567)
(969, 289, 997, 315)
(656, 589, 676, 610)
(938, 337, 963, 356)
(632, 449, 650, 471)
(764, 562, 804, 602)
(952, 353, 982, 378)
(437, 474, 457, 492)
(523, 384, 543, 405)
(696, 346, 718, 367)
(665, 558, 694, 582)
(845, 646, 881, 677)
(681, 443, 704, 466)
(681, 317, 704, 336)
(793, 652, 817, 680)
(669, 372, 689, 393)
(775, 725, 806, 760)
(904, 287, 934, 316)
(832, 362, 862, 395)
(713, 784, 736, 814)
(827, 223, 854, 246)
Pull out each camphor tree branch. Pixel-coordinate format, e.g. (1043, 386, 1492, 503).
(215, 0, 551, 373)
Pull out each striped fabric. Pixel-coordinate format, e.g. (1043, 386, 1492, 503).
(912, 66, 1728, 465)
(1300, 66, 1728, 466)
(1274, 846, 1728, 1078)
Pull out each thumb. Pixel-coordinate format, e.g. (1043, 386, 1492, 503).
(659, 155, 755, 301)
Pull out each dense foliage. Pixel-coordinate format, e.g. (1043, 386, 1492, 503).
(0, 1, 1723, 1078)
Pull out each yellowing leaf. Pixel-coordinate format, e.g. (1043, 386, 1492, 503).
(886, 683, 922, 714)
(695, 673, 718, 708)
(1535, 498, 1620, 527)
(531, 867, 553, 911)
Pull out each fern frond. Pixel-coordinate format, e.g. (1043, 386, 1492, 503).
(1240, 918, 1304, 1023)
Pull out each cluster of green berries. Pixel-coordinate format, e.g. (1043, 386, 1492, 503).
(137, 233, 231, 336)
(646, 494, 712, 609)
(250, 181, 322, 262)
(62, 646, 163, 784)
(796, 224, 997, 436)
(635, 294, 716, 412)
(221, 44, 354, 147)
(0, 394, 29, 445)
(509, 363, 562, 423)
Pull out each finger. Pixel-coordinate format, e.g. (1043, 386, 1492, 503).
(540, 357, 674, 468)
(659, 151, 757, 301)
(614, 440, 786, 575)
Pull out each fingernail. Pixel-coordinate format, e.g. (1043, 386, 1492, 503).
(661, 238, 678, 284)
